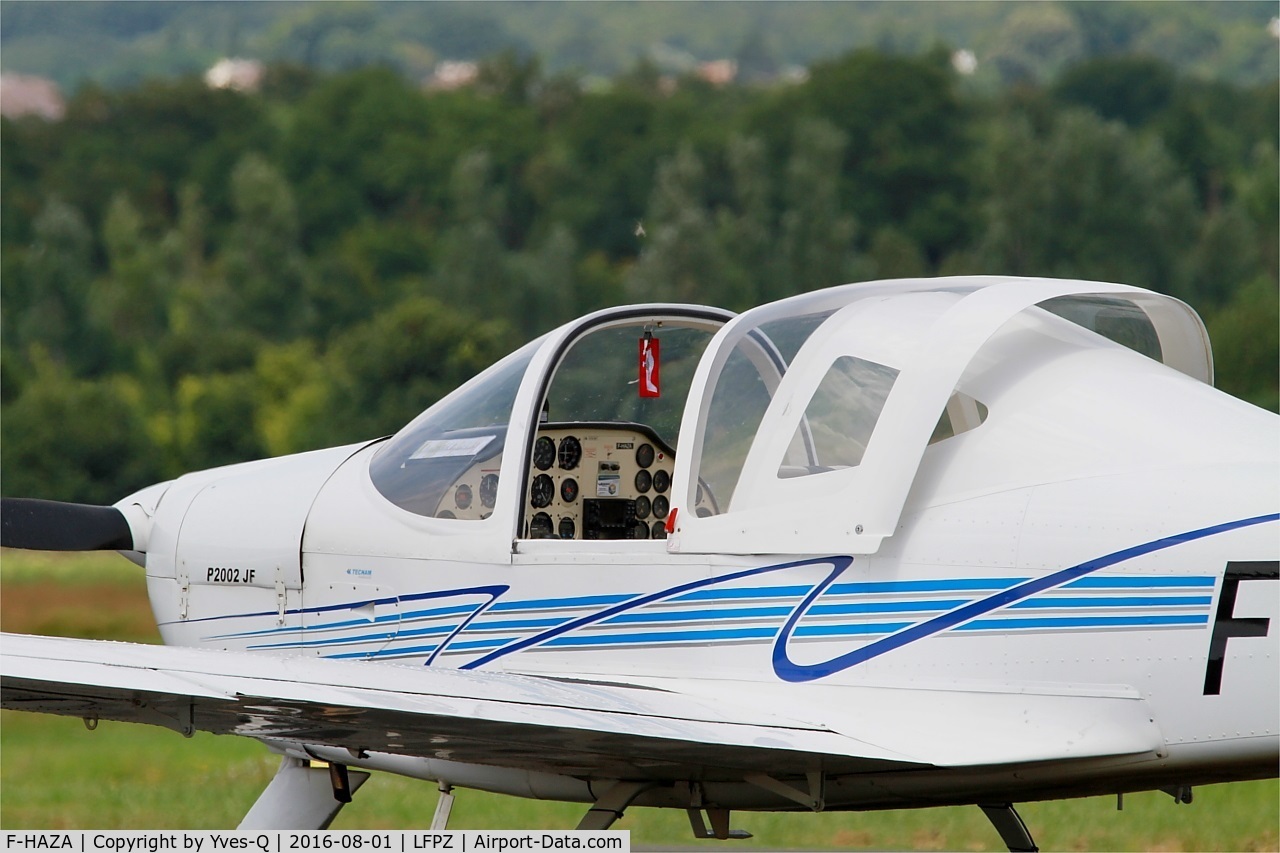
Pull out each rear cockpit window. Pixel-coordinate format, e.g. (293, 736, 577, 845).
(781, 356, 898, 476)
(777, 358, 989, 480)
(1042, 295, 1162, 361)
(694, 312, 832, 509)
(930, 393, 989, 444)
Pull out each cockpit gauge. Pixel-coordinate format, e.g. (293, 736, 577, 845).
(533, 436, 556, 471)
(635, 443, 655, 469)
(530, 474, 554, 508)
(652, 494, 670, 519)
(652, 469, 671, 494)
(634, 469, 652, 493)
(529, 512, 553, 538)
(651, 521, 667, 539)
(634, 495, 651, 520)
(479, 473, 499, 508)
(561, 478, 579, 503)
(631, 521, 650, 539)
(558, 435, 582, 470)
(454, 483, 473, 510)
(558, 517, 576, 539)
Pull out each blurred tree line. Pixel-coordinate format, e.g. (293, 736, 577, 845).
(2, 49, 1277, 503)
(4, 1, 1277, 91)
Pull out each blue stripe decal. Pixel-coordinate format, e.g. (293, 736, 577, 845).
(460, 556, 852, 669)
(813, 599, 967, 615)
(468, 616, 570, 631)
(771, 513, 1279, 683)
(828, 579, 1025, 594)
(1009, 595, 1212, 609)
(1062, 576, 1216, 589)
(545, 627, 778, 647)
(669, 585, 813, 603)
(325, 643, 442, 660)
(255, 621, 482, 651)
(176, 583, 509, 628)
(488, 593, 633, 612)
(794, 622, 912, 637)
(956, 614, 1209, 630)
(601, 605, 793, 625)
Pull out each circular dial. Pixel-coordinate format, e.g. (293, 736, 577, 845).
(533, 436, 556, 471)
(454, 483, 473, 510)
(651, 521, 667, 539)
(530, 474, 554, 508)
(480, 473, 499, 508)
(557, 435, 582, 470)
(634, 494, 651, 520)
(529, 512, 553, 538)
(631, 521, 650, 540)
(652, 494, 670, 519)
(558, 517, 576, 540)
(634, 469, 652, 494)
(653, 469, 671, 493)
(560, 478, 579, 503)
(635, 443, 655, 469)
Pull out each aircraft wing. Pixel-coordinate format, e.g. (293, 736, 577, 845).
(1, 633, 1161, 780)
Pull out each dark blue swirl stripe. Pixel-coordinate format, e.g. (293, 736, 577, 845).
(771, 513, 1279, 683)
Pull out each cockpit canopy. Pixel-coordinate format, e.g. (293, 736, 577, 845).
(367, 277, 1212, 557)
(369, 307, 732, 539)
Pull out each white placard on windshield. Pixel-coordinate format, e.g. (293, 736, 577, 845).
(410, 435, 495, 460)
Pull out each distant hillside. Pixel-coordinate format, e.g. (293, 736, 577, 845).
(1, 1, 1276, 91)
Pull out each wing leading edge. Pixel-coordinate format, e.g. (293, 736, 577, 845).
(1, 633, 1162, 781)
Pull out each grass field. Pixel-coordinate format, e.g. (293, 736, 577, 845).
(2, 550, 1277, 850)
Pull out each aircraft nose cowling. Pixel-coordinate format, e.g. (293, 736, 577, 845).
(143, 442, 376, 587)
(113, 479, 174, 557)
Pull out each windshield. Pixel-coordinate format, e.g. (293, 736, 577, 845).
(370, 337, 542, 518)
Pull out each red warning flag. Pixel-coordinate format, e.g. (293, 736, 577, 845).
(639, 335, 660, 398)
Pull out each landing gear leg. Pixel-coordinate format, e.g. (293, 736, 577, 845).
(239, 757, 370, 830)
(686, 808, 752, 840)
(979, 803, 1038, 852)
(576, 781, 652, 830)
(432, 784, 455, 830)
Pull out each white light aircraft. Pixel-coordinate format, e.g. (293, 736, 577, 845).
(3, 276, 1277, 850)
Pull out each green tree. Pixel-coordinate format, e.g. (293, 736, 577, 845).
(253, 339, 330, 457)
(1053, 56, 1176, 127)
(775, 118, 862, 298)
(167, 370, 266, 472)
(785, 49, 971, 263)
(0, 353, 163, 504)
(157, 185, 259, 382)
(435, 150, 511, 317)
(315, 297, 515, 446)
(12, 196, 105, 373)
(1206, 277, 1280, 412)
(627, 143, 731, 304)
(976, 110, 1197, 292)
(506, 223, 578, 340)
(988, 4, 1085, 84)
(223, 152, 311, 338)
(715, 134, 774, 309)
(1236, 141, 1279, 282)
(90, 193, 171, 368)
(541, 88, 666, 259)
(1187, 203, 1262, 309)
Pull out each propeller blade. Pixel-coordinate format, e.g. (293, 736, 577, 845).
(0, 498, 134, 551)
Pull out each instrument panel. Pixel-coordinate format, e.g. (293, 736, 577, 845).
(524, 423, 677, 540)
(428, 421, 713, 538)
